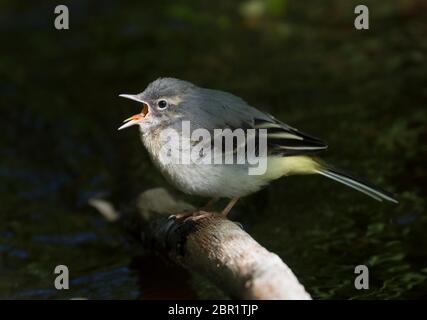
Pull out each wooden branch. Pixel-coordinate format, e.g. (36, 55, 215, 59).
(137, 188, 311, 300)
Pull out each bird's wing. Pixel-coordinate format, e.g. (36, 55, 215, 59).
(189, 88, 328, 156)
(251, 115, 328, 156)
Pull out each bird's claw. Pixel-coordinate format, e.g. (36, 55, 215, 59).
(168, 210, 216, 222)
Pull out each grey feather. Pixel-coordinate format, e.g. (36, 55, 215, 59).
(122, 77, 396, 203)
(141, 78, 327, 156)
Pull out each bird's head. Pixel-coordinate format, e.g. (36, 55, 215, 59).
(118, 77, 195, 132)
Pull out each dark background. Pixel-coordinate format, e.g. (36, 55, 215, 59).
(0, 0, 426, 299)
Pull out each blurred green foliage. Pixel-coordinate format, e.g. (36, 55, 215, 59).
(0, 0, 426, 299)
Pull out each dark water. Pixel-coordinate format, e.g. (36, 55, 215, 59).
(1, 0, 426, 299)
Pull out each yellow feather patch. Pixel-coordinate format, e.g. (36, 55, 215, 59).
(264, 156, 321, 180)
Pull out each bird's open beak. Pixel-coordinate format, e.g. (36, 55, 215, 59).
(118, 94, 149, 131)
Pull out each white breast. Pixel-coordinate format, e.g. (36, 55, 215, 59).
(140, 131, 268, 198)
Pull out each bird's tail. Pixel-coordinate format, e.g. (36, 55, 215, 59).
(271, 156, 398, 203)
(315, 164, 398, 203)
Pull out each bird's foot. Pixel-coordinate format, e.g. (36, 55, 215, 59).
(168, 210, 218, 222)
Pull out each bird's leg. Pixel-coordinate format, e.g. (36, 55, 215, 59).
(170, 198, 219, 221)
(183, 198, 219, 221)
(220, 197, 239, 217)
(171, 209, 216, 222)
(200, 197, 219, 212)
(185, 197, 240, 223)
(171, 198, 237, 222)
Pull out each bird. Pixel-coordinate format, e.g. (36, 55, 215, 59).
(118, 77, 397, 217)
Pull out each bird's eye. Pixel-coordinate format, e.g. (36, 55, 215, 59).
(157, 99, 168, 110)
